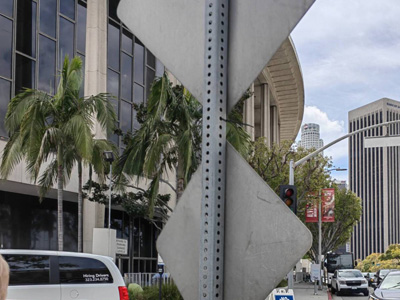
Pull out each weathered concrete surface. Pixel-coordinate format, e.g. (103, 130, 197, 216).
(157, 144, 312, 300)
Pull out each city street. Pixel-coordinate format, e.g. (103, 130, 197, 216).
(331, 287, 374, 300)
(332, 294, 369, 300)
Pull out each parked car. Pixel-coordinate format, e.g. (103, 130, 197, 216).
(375, 269, 397, 286)
(365, 272, 376, 287)
(331, 269, 369, 296)
(0, 249, 129, 300)
(370, 270, 400, 300)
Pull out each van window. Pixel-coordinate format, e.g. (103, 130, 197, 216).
(59, 256, 113, 284)
(3, 255, 50, 285)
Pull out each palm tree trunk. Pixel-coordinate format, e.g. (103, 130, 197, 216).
(176, 159, 185, 201)
(57, 156, 64, 251)
(78, 161, 83, 252)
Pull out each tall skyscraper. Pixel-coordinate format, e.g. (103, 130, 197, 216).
(298, 123, 324, 150)
(349, 98, 400, 260)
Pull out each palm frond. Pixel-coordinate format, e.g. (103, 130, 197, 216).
(37, 160, 58, 201)
(0, 131, 24, 179)
(63, 114, 94, 160)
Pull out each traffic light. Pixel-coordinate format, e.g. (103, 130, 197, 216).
(279, 185, 297, 214)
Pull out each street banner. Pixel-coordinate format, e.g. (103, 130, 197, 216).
(322, 188, 335, 222)
(305, 192, 318, 223)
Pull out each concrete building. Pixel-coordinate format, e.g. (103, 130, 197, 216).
(243, 38, 304, 145)
(334, 180, 347, 191)
(297, 123, 324, 150)
(349, 98, 400, 260)
(0, 0, 305, 274)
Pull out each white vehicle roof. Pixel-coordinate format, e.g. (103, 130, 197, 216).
(0, 249, 112, 261)
(0, 249, 124, 285)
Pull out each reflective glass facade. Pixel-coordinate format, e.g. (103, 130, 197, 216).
(0, 0, 163, 273)
(0, 0, 87, 138)
(105, 208, 159, 273)
(107, 0, 163, 149)
(0, 191, 78, 251)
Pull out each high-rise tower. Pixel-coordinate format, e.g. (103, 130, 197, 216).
(349, 98, 400, 260)
(298, 123, 324, 150)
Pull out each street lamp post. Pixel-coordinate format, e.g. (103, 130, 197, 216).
(103, 151, 115, 256)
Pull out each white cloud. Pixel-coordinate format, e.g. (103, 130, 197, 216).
(292, 0, 400, 112)
(299, 106, 348, 162)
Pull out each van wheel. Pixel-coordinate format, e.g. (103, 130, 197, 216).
(363, 290, 369, 296)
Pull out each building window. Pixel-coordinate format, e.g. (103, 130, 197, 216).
(0, 0, 87, 138)
(105, 208, 159, 273)
(107, 0, 163, 149)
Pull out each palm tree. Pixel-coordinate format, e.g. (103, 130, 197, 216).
(116, 72, 251, 214)
(1, 56, 116, 251)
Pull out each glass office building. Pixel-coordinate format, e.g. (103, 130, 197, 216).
(0, 0, 163, 273)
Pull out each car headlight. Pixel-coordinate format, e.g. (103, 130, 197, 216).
(338, 280, 346, 285)
(363, 279, 368, 284)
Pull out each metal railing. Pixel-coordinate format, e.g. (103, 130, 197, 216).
(124, 273, 173, 287)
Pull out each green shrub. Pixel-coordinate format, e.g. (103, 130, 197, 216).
(128, 283, 144, 300)
(276, 279, 288, 288)
(142, 283, 183, 300)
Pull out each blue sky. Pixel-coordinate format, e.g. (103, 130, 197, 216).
(291, 0, 400, 182)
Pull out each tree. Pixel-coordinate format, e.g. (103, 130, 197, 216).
(305, 188, 361, 262)
(248, 138, 362, 262)
(356, 245, 400, 272)
(248, 139, 332, 198)
(115, 73, 251, 214)
(82, 180, 172, 226)
(1, 56, 116, 251)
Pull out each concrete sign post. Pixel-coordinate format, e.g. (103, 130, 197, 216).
(117, 1, 316, 299)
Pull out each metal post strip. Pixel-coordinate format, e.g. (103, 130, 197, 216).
(199, 0, 229, 299)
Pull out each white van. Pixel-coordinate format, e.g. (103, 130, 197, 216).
(0, 249, 129, 300)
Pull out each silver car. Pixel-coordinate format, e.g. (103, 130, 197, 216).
(331, 269, 369, 296)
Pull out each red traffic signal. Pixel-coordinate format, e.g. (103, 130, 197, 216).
(285, 188, 294, 197)
(279, 185, 297, 214)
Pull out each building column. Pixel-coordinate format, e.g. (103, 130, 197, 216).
(243, 83, 255, 141)
(261, 84, 271, 146)
(272, 106, 279, 145)
(83, 0, 108, 253)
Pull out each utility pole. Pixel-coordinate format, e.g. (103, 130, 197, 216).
(318, 190, 322, 290)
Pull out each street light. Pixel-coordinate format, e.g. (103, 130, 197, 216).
(103, 151, 115, 230)
(103, 151, 115, 257)
(326, 167, 347, 172)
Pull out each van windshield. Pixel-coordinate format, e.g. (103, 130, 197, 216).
(338, 270, 363, 278)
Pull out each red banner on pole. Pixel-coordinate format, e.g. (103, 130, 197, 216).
(322, 188, 335, 222)
(305, 192, 318, 223)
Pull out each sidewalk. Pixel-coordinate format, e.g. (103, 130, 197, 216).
(292, 282, 329, 300)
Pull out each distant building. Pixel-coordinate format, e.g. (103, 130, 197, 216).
(349, 98, 400, 260)
(334, 180, 347, 191)
(298, 123, 324, 150)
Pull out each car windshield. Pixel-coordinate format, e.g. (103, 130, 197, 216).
(380, 274, 400, 290)
(339, 270, 363, 278)
(380, 270, 390, 276)
(369, 273, 375, 276)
